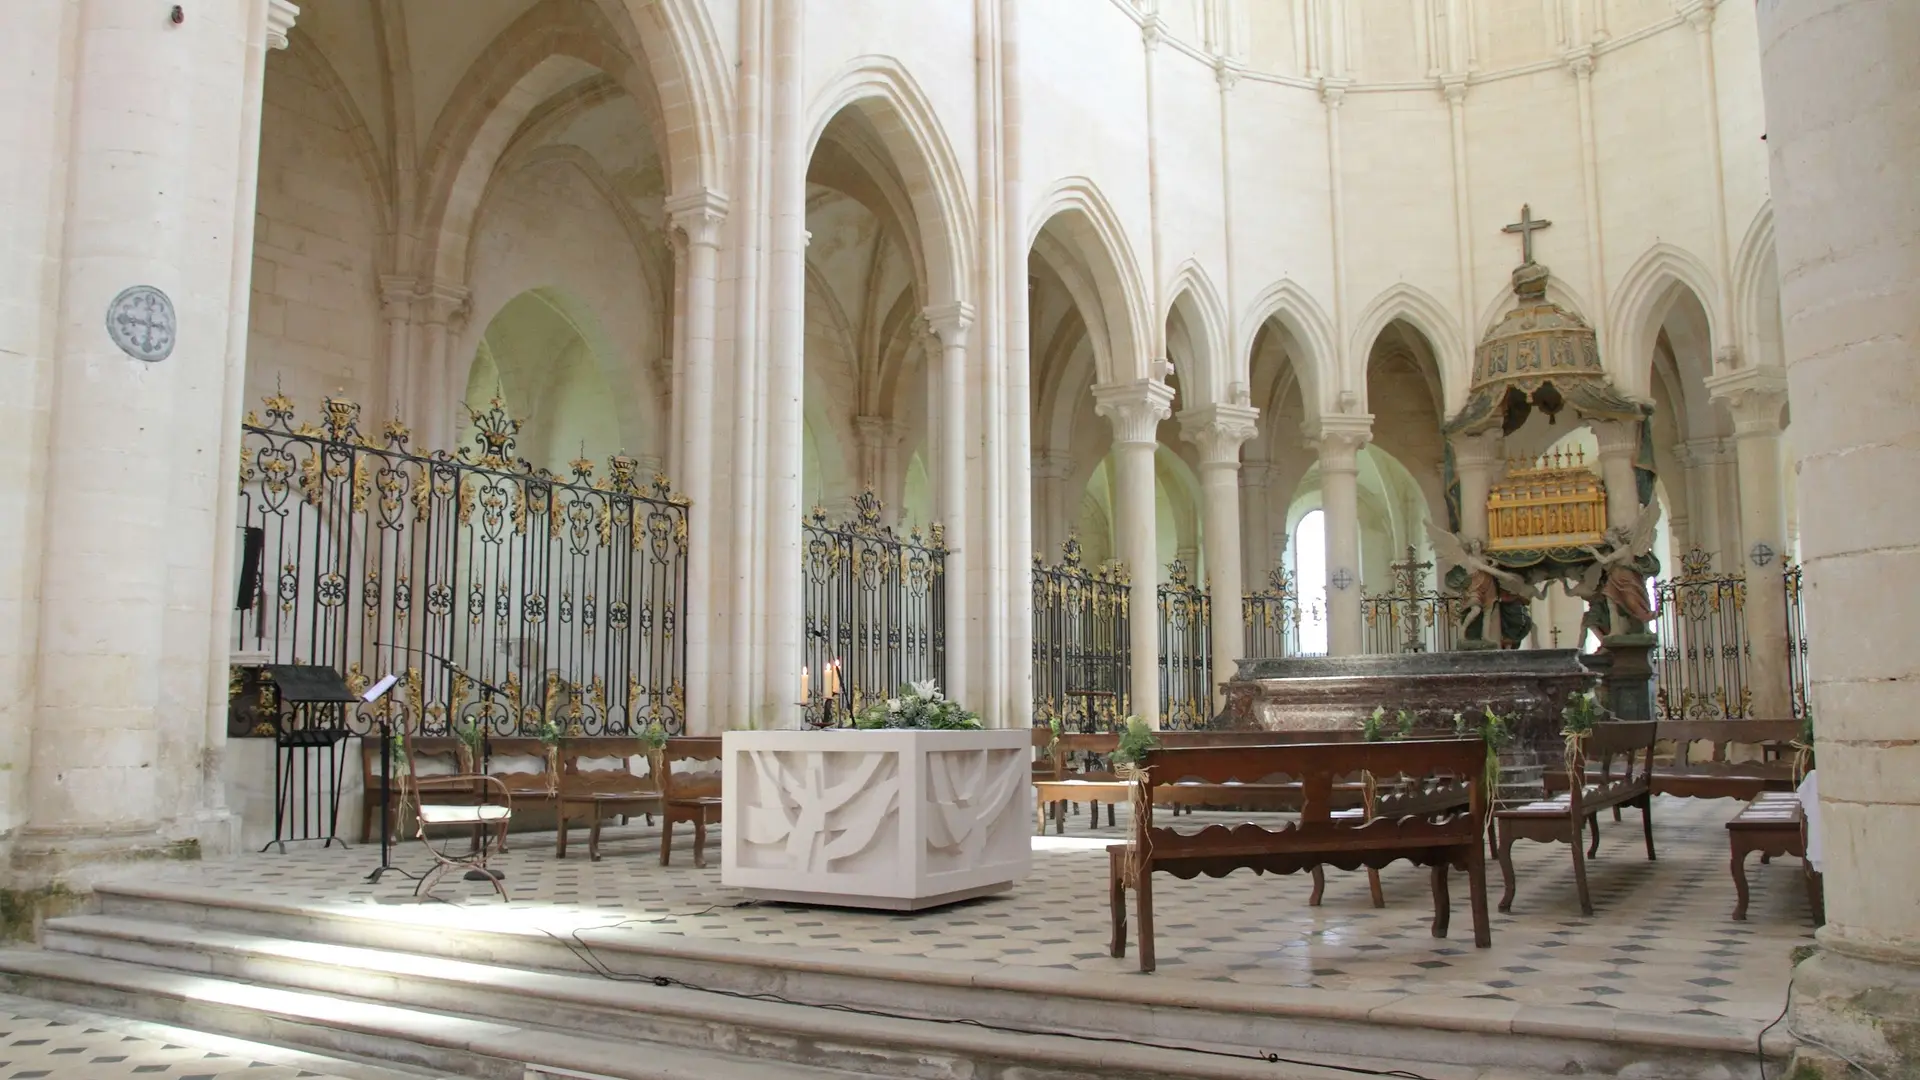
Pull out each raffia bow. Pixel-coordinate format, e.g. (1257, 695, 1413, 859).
(1563, 730, 1589, 791)
(1790, 740, 1812, 785)
(1117, 761, 1153, 888)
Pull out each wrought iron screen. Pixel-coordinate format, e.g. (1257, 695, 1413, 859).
(234, 394, 690, 736)
(1031, 537, 1130, 729)
(1157, 559, 1213, 730)
(1784, 562, 1811, 719)
(1361, 547, 1463, 654)
(1242, 567, 1309, 659)
(800, 493, 947, 715)
(1652, 548, 1751, 720)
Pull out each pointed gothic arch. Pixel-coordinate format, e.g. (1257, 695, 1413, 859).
(1163, 261, 1230, 407)
(1027, 178, 1154, 385)
(1609, 242, 1725, 397)
(1240, 278, 1336, 425)
(1348, 283, 1467, 413)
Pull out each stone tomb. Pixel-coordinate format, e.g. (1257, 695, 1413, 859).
(1220, 649, 1596, 798)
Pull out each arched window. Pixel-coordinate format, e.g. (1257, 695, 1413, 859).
(1293, 509, 1329, 656)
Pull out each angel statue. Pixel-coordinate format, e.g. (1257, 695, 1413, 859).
(1426, 522, 1548, 649)
(1574, 501, 1663, 640)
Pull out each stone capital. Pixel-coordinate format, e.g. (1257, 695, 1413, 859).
(420, 284, 471, 331)
(1675, 436, 1734, 469)
(1178, 403, 1261, 467)
(1093, 379, 1176, 446)
(923, 302, 975, 348)
(378, 275, 416, 319)
(267, 0, 300, 51)
(1319, 78, 1350, 108)
(1238, 461, 1272, 487)
(664, 189, 730, 248)
(1704, 366, 1790, 438)
(1591, 418, 1640, 459)
(853, 414, 904, 450)
(1215, 58, 1244, 91)
(1449, 430, 1502, 469)
(1564, 49, 1596, 79)
(1675, 0, 1717, 32)
(1440, 74, 1469, 105)
(1306, 414, 1373, 469)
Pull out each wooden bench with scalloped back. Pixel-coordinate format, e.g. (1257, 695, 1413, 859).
(1107, 737, 1491, 972)
(1496, 719, 1659, 916)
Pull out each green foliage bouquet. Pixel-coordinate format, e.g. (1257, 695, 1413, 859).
(853, 679, 982, 730)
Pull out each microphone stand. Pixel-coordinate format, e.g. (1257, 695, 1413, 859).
(368, 641, 513, 885)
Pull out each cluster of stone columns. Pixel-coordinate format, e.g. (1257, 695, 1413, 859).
(1757, 1, 1920, 1072)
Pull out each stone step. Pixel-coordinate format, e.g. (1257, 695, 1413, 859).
(79, 879, 1782, 1079)
(26, 913, 1483, 1080)
(0, 948, 882, 1080)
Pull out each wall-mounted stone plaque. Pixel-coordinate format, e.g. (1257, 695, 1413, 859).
(106, 285, 176, 362)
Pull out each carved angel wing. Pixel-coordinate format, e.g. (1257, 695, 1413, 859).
(1626, 500, 1663, 557)
(1424, 519, 1471, 568)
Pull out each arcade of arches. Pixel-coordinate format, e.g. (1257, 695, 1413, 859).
(4, 0, 1918, 1073)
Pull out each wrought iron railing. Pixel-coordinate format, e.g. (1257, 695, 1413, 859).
(801, 492, 947, 717)
(1157, 559, 1213, 729)
(1784, 562, 1811, 719)
(235, 394, 690, 736)
(1652, 548, 1751, 720)
(1242, 567, 1314, 659)
(1032, 536, 1130, 730)
(1360, 546, 1463, 654)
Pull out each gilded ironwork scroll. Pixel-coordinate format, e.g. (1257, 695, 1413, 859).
(1652, 548, 1751, 720)
(1031, 536, 1130, 730)
(234, 394, 689, 736)
(1156, 559, 1213, 729)
(800, 492, 947, 719)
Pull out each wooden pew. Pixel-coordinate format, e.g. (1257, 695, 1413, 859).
(1495, 720, 1659, 916)
(557, 737, 660, 861)
(1108, 738, 1491, 972)
(660, 736, 723, 868)
(1726, 791, 1815, 922)
(1544, 718, 1802, 802)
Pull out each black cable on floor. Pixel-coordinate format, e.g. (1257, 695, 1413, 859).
(535, 915, 1439, 1080)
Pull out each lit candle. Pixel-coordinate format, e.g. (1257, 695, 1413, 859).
(829, 659, 842, 697)
(801, 666, 809, 702)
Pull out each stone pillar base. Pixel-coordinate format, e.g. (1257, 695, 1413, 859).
(1790, 949, 1920, 1080)
(7, 826, 189, 889)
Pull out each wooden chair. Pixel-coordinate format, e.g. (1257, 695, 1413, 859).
(557, 738, 661, 860)
(660, 736, 723, 868)
(1495, 719, 1659, 916)
(1545, 719, 1801, 803)
(395, 727, 511, 901)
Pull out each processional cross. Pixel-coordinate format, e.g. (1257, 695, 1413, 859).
(1502, 204, 1552, 265)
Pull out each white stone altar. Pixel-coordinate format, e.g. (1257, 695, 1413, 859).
(720, 729, 1032, 910)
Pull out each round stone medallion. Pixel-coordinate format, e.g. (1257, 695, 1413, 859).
(105, 285, 176, 362)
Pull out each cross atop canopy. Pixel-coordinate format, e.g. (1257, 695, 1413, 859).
(1502, 204, 1552, 266)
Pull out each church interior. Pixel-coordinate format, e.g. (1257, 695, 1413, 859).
(1, 0, 1915, 1077)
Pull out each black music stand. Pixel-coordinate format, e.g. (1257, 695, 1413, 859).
(262, 665, 357, 853)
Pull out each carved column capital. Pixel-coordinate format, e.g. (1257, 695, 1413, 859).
(1705, 366, 1790, 438)
(923, 302, 976, 348)
(1179, 403, 1261, 466)
(267, 0, 300, 50)
(1440, 75, 1469, 105)
(664, 189, 730, 248)
(1307, 414, 1373, 471)
(1093, 379, 1176, 446)
(378, 275, 416, 319)
(1215, 58, 1245, 91)
(1319, 78, 1350, 109)
(1564, 49, 1596, 80)
(1031, 451, 1077, 481)
(421, 283, 471, 333)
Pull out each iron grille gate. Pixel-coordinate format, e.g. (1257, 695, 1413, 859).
(1157, 559, 1213, 729)
(1784, 563, 1811, 719)
(1652, 548, 1751, 720)
(801, 492, 947, 719)
(235, 394, 690, 737)
(1031, 537, 1130, 730)
(1242, 567, 1312, 659)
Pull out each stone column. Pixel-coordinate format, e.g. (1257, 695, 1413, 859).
(1450, 431, 1500, 544)
(378, 276, 416, 425)
(1182, 404, 1259, 711)
(421, 285, 470, 454)
(926, 303, 975, 703)
(1094, 379, 1176, 726)
(17, 0, 259, 875)
(1707, 367, 1793, 718)
(1031, 452, 1076, 561)
(1761, 4, 1920, 1069)
(1677, 436, 1735, 566)
(1593, 420, 1644, 529)
(1238, 460, 1273, 583)
(665, 192, 725, 732)
(1312, 417, 1373, 656)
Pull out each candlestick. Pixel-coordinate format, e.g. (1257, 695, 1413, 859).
(801, 666, 809, 702)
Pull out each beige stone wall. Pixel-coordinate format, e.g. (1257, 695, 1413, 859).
(245, 54, 385, 416)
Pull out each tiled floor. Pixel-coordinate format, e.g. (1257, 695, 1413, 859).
(0, 994, 434, 1080)
(118, 795, 1814, 1028)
